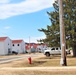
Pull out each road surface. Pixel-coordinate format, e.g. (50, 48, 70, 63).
(0, 53, 43, 64)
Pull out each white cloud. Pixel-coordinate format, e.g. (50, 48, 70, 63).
(0, 0, 54, 19)
(0, 0, 9, 4)
(4, 26, 11, 29)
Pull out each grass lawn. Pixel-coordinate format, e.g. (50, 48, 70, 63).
(9, 54, 76, 67)
(0, 54, 76, 75)
(0, 54, 76, 67)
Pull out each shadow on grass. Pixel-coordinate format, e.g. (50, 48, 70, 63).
(27, 60, 47, 67)
(38, 56, 52, 60)
(67, 55, 76, 58)
(34, 60, 47, 64)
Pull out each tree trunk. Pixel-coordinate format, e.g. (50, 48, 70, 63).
(72, 42, 76, 57)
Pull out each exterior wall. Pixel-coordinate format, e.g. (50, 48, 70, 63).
(0, 42, 5, 55)
(0, 37, 12, 55)
(12, 43, 20, 53)
(12, 41, 25, 54)
(25, 44, 31, 53)
(25, 44, 47, 53)
(21, 41, 25, 53)
(4, 38, 12, 55)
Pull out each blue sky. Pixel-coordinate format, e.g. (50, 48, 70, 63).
(0, 0, 54, 43)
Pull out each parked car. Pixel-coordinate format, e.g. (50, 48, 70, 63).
(43, 47, 70, 57)
(44, 47, 61, 57)
(12, 51, 18, 55)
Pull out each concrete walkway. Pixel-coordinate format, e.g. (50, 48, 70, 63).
(1, 66, 76, 71)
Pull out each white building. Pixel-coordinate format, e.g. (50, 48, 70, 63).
(12, 40, 25, 54)
(0, 37, 12, 55)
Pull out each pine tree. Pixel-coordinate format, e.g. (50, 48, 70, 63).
(38, 0, 76, 56)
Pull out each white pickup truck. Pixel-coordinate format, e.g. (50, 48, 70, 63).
(44, 47, 61, 57)
(44, 47, 70, 57)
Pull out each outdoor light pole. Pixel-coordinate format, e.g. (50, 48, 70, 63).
(29, 36, 31, 53)
(59, 0, 67, 66)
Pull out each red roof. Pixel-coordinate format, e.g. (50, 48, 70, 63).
(0, 37, 8, 41)
(12, 40, 23, 43)
(25, 44, 39, 50)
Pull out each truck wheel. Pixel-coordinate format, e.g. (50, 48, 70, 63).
(46, 53, 50, 57)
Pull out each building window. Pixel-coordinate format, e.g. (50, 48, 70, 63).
(13, 44, 14, 46)
(8, 48, 11, 53)
(18, 44, 19, 46)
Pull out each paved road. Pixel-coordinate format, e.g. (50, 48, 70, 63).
(0, 53, 42, 64)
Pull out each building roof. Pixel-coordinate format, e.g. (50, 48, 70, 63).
(0, 37, 8, 41)
(12, 40, 23, 43)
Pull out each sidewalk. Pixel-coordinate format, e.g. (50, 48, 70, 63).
(1, 66, 76, 71)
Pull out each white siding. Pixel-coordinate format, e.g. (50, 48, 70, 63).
(0, 37, 12, 55)
(12, 40, 25, 54)
(12, 43, 20, 53)
(4, 38, 12, 54)
(0, 42, 5, 55)
(21, 41, 25, 53)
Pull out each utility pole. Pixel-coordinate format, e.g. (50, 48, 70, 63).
(59, 0, 67, 66)
(29, 36, 31, 53)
